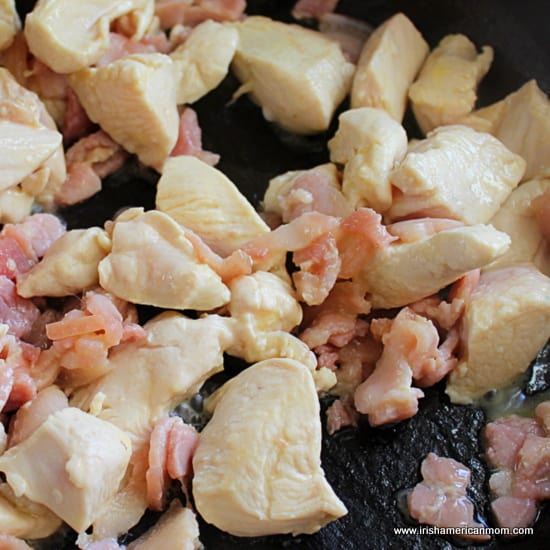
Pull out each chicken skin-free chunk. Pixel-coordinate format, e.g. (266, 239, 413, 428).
(193, 358, 347, 536)
(328, 107, 407, 212)
(359, 223, 510, 309)
(98, 208, 230, 310)
(409, 34, 493, 134)
(156, 156, 269, 257)
(446, 265, 550, 404)
(0, 0, 19, 52)
(24, 0, 154, 73)
(230, 16, 355, 134)
(170, 20, 238, 105)
(387, 125, 525, 224)
(351, 13, 428, 121)
(0, 407, 131, 533)
(17, 227, 111, 298)
(69, 53, 178, 170)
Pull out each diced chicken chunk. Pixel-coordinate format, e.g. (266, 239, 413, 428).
(230, 16, 355, 134)
(0, 187, 34, 224)
(461, 80, 550, 181)
(170, 20, 238, 105)
(98, 208, 230, 310)
(0, 407, 131, 533)
(409, 34, 493, 134)
(351, 13, 428, 121)
(69, 53, 178, 170)
(193, 358, 347, 536)
(17, 228, 111, 298)
(446, 266, 550, 404)
(359, 224, 510, 309)
(24, 0, 154, 73)
(127, 500, 200, 550)
(71, 312, 233, 442)
(487, 178, 550, 276)
(328, 107, 407, 212)
(156, 156, 269, 256)
(0, 0, 20, 52)
(387, 125, 525, 224)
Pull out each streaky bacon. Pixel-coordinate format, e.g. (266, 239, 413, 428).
(170, 107, 220, 166)
(326, 398, 358, 435)
(155, 0, 246, 30)
(95, 33, 163, 67)
(0, 276, 40, 339)
(62, 86, 94, 144)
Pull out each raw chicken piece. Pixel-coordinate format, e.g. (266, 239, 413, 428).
(0, 483, 61, 540)
(460, 80, 550, 181)
(127, 500, 200, 549)
(408, 453, 488, 540)
(193, 358, 347, 536)
(487, 178, 550, 276)
(69, 53, 178, 170)
(351, 13, 428, 121)
(387, 125, 525, 224)
(228, 271, 302, 333)
(0, 188, 34, 225)
(0, 407, 131, 533)
(17, 228, 111, 298)
(98, 208, 230, 310)
(230, 16, 355, 134)
(156, 156, 269, 256)
(170, 20, 238, 104)
(446, 265, 550, 404)
(328, 107, 407, 212)
(359, 224, 510, 309)
(71, 312, 233, 442)
(409, 34, 493, 134)
(0, 0, 19, 52)
(24, 0, 154, 73)
(262, 163, 352, 223)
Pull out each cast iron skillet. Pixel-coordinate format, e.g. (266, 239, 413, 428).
(14, 1, 550, 549)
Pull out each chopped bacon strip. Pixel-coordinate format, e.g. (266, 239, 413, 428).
(0, 276, 40, 339)
(95, 33, 160, 67)
(170, 107, 220, 166)
(155, 0, 246, 30)
(326, 398, 358, 435)
(408, 453, 489, 541)
(146, 416, 199, 511)
(292, 0, 339, 19)
(62, 87, 94, 144)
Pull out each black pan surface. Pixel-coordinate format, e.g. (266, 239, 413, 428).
(13, 1, 550, 549)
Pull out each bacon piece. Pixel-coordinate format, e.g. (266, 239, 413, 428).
(408, 453, 489, 540)
(0, 276, 40, 339)
(146, 416, 198, 511)
(155, 0, 246, 30)
(62, 87, 94, 144)
(292, 0, 339, 19)
(293, 233, 341, 306)
(326, 398, 358, 435)
(170, 107, 219, 165)
(56, 131, 127, 206)
(96, 33, 159, 67)
(336, 208, 396, 279)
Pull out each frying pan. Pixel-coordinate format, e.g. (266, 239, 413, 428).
(12, 1, 550, 549)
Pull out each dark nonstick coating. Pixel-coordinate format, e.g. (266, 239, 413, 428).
(14, 1, 550, 549)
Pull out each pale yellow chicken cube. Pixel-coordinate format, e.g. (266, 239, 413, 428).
(0, 0, 20, 52)
(230, 16, 355, 134)
(17, 227, 112, 298)
(461, 80, 550, 181)
(359, 223, 510, 309)
(69, 53, 179, 170)
(0, 187, 34, 224)
(156, 156, 269, 257)
(171, 20, 238, 105)
(193, 358, 347, 537)
(328, 107, 407, 212)
(486, 178, 550, 276)
(25, 0, 154, 73)
(409, 34, 493, 134)
(446, 265, 550, 404)
(351, 13, 428, 121)
(386, 125, 526, 224)
(0, 408, 131, 533)
(98, 208, 230, 310)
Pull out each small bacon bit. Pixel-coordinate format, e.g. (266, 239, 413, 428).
(171, 107, 220, 166)
(96, 33, 159, 66)
(166, 420, 199, 480)
(293, 233, 341, 306)
(0, 364, 14, 412)
(448, 269, 480, 302)
(337, 208, 396, 279)
(533, 187, 550, 242)
(292, 0, 339, 19)
(155, 0, 246, 30)
(326, 398, 358, 435)
(62, 87, 94, 144)
(491, 496, 538, 530)
(5, 366, 37, 412)
(0, 276, 40, 339)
